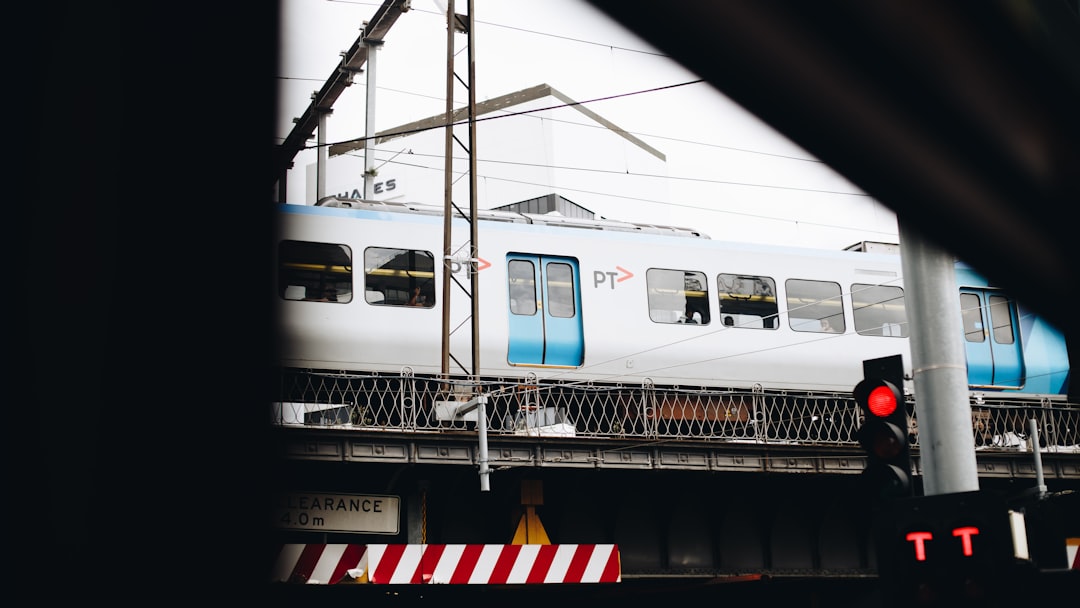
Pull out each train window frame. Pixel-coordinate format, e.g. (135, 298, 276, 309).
(278, 239, 353, 303)
(646, 268, 711, 325)
(785, 278, 845, 333)
(961, 292, 986, 343)
(508, 259, 538, 315)
(716, 273, 779, 329)
(545, 261, 576, 318)
(851, 283, 908, 337)
(988, 295, 1015, 344)
(363, 246, 436, 308)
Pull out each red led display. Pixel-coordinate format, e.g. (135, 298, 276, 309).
(904, 526, 982, 561)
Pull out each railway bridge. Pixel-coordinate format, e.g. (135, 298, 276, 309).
(268, 371, 1080, 597)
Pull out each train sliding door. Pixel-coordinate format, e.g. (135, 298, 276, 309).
(506, 254, 584, 367)
(960, 289, 1024, 389)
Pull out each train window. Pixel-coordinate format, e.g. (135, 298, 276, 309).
(988, 295, 1015, 344)
(546, 262, 576, 318)
(363, 246, 436, 308)
(960, 293, 985, 342)
(508, 260, 537, 315)
(278, 239, 353, 303)
(717, 273, 778, 329)
(851, 283, 908, 337)
(786, 279, 845, 333)
(647, 269, 710, 324)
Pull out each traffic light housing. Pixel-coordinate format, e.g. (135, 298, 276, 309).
(873, 491, 1018, 607)
(854, 355, 912, 500)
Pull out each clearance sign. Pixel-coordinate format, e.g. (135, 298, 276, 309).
(275, 492, 400, 534)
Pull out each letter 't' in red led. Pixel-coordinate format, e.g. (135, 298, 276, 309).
(953, 526, 980, 556)
(905, 531, 933, 561)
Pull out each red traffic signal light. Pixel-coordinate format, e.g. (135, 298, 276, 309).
(854, 356, 912, 500)
(854, 377, 903, 419)
(866, 384, 899, 417)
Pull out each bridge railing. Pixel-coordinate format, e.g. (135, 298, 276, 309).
(272, 369, 1080, 453)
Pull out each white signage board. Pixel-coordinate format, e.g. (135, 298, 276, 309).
(275, 492, 400, 534)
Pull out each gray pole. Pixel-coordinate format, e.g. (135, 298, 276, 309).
(316, 109, 328, 202)
(363, 36, 381, 200)
(898, 218, 980, 495)
(477, 395, 490, 492)
(1028, 418, 1047, 496)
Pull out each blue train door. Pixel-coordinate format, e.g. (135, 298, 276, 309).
(506, 254, 584, 367)
(959, 289, 1024, 388)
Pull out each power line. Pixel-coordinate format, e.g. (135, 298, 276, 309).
(281, 1, 892, 244)
(327, 148, 892, 239)
(359, 146, 865, 198)
(312, 80, 704, 149)
(281, 3, 825, 165)
(280, 75, 825, 164)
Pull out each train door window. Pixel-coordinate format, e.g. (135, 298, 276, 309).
(786, 279, 845, 333)
(363, 246, 436, 307)
(508, 260, 537, 315)
(546, 262, 576, 318)
(717, 273, 778, 329)
(851, 283, 908, 337)
(960, 293, 985, 342)
(988, 295, 1015, 344)
(278, 239, 353, 303)
(647, 269, 710, 324)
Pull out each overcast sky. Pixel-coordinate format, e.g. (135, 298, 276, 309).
(276, 0, 900, 250)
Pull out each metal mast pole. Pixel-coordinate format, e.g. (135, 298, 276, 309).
(464, 0, 487, 493)
(316, 109, 329, 201)
(440, 0, 455, 382)
(439, 1, 487, 491)
(466, 0, 480, 382)
(363, 34, 381, 199)
(898, 218, 980, 496)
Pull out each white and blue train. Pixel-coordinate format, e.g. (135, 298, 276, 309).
(275, 197, 1071, 403)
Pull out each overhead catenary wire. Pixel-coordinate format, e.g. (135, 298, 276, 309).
(324, 148, 893, 240)
(280, 78, 829, 165)
(277, 3, 886, 245)
(277, 3, 836, 171)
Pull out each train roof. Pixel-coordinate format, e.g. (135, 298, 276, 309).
(289, 197, 899, 264)
(311, 196, 712, 239)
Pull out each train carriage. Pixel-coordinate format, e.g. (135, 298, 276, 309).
(275, 197, 1072, 417)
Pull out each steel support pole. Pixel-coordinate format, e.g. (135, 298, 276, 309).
(363, 36, 381, 199)
(898, 218, 980, 495)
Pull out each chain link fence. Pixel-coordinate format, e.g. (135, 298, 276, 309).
(273, 369, 1080, 452)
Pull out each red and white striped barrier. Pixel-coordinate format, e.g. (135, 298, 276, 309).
(272, 543, 621, 584)
(366, 543, 621, 584)
(272, 543, 369, 584)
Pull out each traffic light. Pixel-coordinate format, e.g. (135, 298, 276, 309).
(854, 355, 912, 500)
